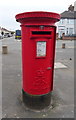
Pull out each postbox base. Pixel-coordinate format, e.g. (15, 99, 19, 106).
(22, 90, 51, 110)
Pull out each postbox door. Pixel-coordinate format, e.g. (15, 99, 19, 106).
(22, 27, 56, 95)
(30, 28, 55, 95)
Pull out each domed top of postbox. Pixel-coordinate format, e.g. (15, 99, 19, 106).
(15, 11, 60, 25)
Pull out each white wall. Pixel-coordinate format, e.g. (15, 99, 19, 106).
(74, 1, 76, 11)
(74, 2, 76, 34)
(57, 18, 74, 38)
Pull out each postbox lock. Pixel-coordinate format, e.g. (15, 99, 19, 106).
(40, 26, 44, 30)
(47, 67, 52, 70)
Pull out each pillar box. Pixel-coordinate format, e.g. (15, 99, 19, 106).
(15, 11, 60, 109)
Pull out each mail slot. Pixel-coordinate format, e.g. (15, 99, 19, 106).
(15, 11, 60, 109)
(32, 31, 51, 35)
(30, 30, 52, 39)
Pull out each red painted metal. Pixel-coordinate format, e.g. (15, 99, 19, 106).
(15, 11, 60, 95)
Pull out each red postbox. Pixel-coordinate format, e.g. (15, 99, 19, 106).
(15, 11, 60, 109)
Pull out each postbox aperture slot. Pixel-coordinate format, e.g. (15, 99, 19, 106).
(32, 31, 51, 35)
(36, 41, 46, 57)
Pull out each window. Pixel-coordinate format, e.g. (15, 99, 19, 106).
(67, 19, 74, 24)
(59, 19, 65, 24)
(67, 19, 69, 24)
(69, 28, 73, 35)
(67, 28, 68, 35)
(70, 19, 74, 24)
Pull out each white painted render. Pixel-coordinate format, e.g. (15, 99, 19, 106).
(57, 18, 74, 38)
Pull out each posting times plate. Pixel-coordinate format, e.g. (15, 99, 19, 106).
(37, 41, 46, 57)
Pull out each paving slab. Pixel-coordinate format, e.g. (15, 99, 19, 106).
(54, 62, 67, 69)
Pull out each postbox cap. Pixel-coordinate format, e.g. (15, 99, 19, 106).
(15, 11, 60, 25)
(16, 11, 60, 21)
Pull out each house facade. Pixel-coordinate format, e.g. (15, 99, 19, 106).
(57, 5, 75, 39)
(0, 27, 13, 37)
(0, 27, 2, 35)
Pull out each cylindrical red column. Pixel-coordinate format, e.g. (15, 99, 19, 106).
(15, 11, 60, 109)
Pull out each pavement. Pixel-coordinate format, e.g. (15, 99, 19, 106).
(0, 37, 74, 118)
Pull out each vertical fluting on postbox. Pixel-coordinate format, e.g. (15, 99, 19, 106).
(15, 11, 60, 109)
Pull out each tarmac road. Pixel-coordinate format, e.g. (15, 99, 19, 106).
(1, 37, 74, 118)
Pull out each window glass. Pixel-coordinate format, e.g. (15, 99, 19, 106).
(59, 19, 64, 24)
(67, 19, 74, 24)
(69, 28, 73, 35)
